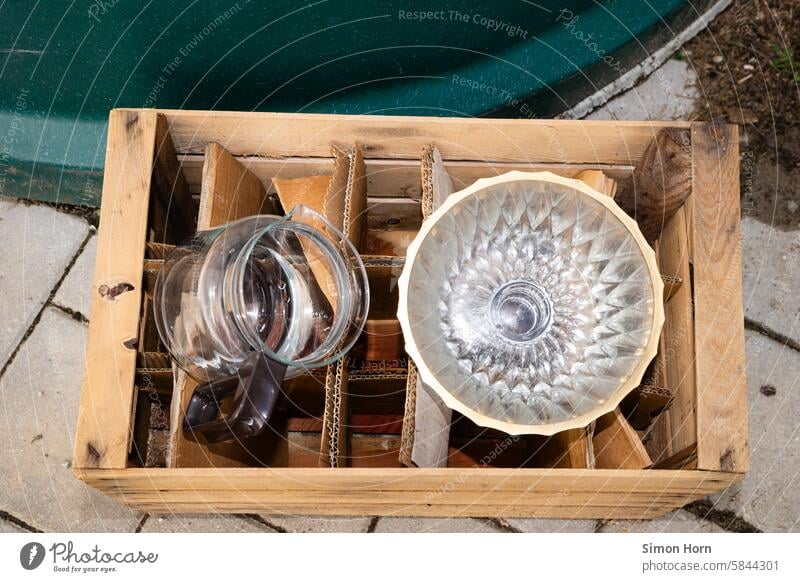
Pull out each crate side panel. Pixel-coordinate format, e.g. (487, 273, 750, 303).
(73, 110, 159, 469)
(78, 467, 738, 518)
(151, 109, 688, 164)
(690, 123, 748, 473)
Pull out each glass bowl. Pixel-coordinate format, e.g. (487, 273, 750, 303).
(398, 171, 664, 435)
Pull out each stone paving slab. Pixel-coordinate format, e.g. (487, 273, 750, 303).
(0, 308, 141, 532)
(142, 515, 271, 533)
(586, 59, 699, 121)
(707, 330, 800, 532)
(373, 517, 503, 533)
(741, 217, 800, 343)
(505, 518, 597, 533)
(600, 510, 726, 533)
(0, 519, 28, 533)
(54, 233, 97, 319)
(260, 515, 373, 533)
(0, 198, 89, 366)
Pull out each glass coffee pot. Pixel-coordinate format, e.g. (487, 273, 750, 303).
(154, 206, 369, 442)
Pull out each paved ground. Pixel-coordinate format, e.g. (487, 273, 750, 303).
(1, 56, 798, 534)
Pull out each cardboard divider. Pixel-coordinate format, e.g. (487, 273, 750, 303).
(129, 385, 171, 468)
(351, 259, 404, 361)
(319, 145, 368, 467)
(399, 146, 455, 468)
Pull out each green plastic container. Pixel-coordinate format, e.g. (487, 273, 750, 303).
(0, 0, 709, 206)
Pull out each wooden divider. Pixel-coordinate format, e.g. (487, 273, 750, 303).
(644, 207, 698, 468)
(149, 115, 196, 244)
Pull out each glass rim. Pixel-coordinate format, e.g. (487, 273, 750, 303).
(230, 205, 370, 368)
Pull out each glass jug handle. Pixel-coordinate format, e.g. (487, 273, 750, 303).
(182, 352, 287, 443)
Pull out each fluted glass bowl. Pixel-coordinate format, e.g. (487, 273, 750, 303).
(398, 172, 664, 435)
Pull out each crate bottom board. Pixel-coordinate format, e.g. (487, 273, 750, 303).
(75, 468, 740, 519)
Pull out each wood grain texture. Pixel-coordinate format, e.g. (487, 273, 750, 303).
(149, 114, 196, 243)
(198, 142, 274, 229)
(657, 206, 698, 458)
(149, 108, 688, 164)
(592, 409, 652, 469)
(73, 110, 159, 470)
(554, 429, 592, 468)
(180, 155, 634, 199)
(351, 319, 403, 361)
(690, 123, 748, 473)
(615, 128, 693, 242)
(76, 111, 745, 520)
(76, 467, 739, 518)
(575, 169, 618, 198)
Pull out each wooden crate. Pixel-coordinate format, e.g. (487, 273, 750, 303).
(72, 109, 747, 519)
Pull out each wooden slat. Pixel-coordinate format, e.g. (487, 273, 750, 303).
(181, 155, 636, 198)
(73, 110, 159, 469)
(575, 169, 618, 198)
(148, 109, 688, 164)
(659, 207, 698, 457)
(592, 409, 652, 470)
(644, 409, 673, 465)
(690, 123, 748, 473)
(137, 295, 160, 353)
(76, 467, 739, 517)
(553, 429, 592, 468)
(148, 114, 196, 243)
(135, 368, 174, 391)
(144, 241, 175, 259)
(651, 443, 698, 470)
(197, 142, 276, 228)
(77, 466, 735, 492)
(137, 352, 169, 369)
(71, 499, 692, 519)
